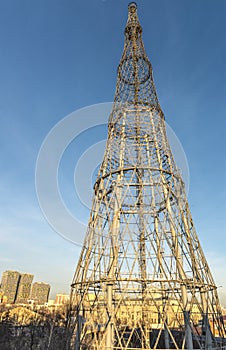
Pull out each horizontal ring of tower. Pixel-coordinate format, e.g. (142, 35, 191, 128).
(110, 105, 164, 123)
(117, 56, 151, 85)
(128, 2, 137, 10)
(94, 166, 178, 188)
(71, 279, 217, 291)
(125, 23, 142, 37)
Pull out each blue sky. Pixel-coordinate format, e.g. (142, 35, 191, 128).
(0, 0, 226, 302)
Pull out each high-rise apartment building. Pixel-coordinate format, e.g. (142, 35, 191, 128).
(0, 270, 20, 303)
(30, 282, 50, 305)
(55, 293, 69, 305)
(15, 273, 34, 304)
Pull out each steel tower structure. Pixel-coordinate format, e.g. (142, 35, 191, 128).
(69, 3, 225, 349)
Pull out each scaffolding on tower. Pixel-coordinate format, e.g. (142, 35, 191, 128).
(67, 3, 226, 349)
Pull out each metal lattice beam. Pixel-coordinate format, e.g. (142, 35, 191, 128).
(68, 3, 226, 349)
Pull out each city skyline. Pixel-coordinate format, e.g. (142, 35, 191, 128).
(0, 269, 51, 304)
(0, 0, 225, 304)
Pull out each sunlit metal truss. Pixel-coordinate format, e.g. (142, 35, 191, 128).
(68, 3, 225, 349)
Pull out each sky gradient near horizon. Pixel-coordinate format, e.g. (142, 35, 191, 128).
(0, 0, 226, 302)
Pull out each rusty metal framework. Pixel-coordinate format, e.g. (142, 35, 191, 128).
(68, 3, 225, 349)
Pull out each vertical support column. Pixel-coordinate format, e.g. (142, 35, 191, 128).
(150, 112, 193, 350)
(147, 132, 169, 348)
(106, 183, 120, 350)
(135, 110, 149, 348)
(183, 310, 193, 350)
(106, 114, 125, 350)
(106, 282, 114, 350)
(164, 320, 170, 349)
(201, 291, 212, 350)
(180, 285, 192, 349)
(75, 315, 84, 350)
(203, 314, 213, 350)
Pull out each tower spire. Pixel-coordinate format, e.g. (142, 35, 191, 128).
(114, 3, 161, 111)
(68, 4, 226, 350)
(126, 2, 140, 30)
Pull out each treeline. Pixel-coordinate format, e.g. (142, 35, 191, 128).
(0, 307, 72, 350)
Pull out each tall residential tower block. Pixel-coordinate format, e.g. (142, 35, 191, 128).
(15, 273, 34, 304)
(0, 271, 20, 304)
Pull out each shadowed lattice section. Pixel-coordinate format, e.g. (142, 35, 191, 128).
(68, 3, 226, 350)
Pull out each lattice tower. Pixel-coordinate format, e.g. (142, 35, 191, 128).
(68, 3, 225, 349)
